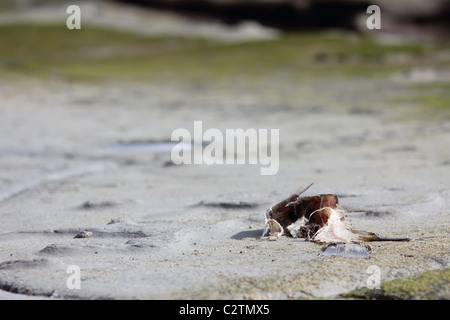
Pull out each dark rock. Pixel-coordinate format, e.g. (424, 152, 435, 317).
(116, 0, 450, 35)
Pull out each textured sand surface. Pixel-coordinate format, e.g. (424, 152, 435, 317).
(0, 78, 448, 299)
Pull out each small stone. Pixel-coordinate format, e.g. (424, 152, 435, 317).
(74, 231, 93, 239)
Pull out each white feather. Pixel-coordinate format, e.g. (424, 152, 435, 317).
(312, 207, 361, 244)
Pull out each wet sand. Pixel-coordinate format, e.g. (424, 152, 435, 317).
(0, 78, 449, 299)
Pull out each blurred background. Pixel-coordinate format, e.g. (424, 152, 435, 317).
(1, 0, 450, 188)
(0, 0, 449, 84)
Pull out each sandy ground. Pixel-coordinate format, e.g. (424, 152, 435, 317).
(0, 0, 448, 300)
(0, 76, 449, 299)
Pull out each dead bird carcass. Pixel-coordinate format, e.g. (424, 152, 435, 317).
(262, 183, 409, 244)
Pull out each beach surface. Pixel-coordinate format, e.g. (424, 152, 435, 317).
(0, 78, 449, 299)
(0, 1, 449, 300)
